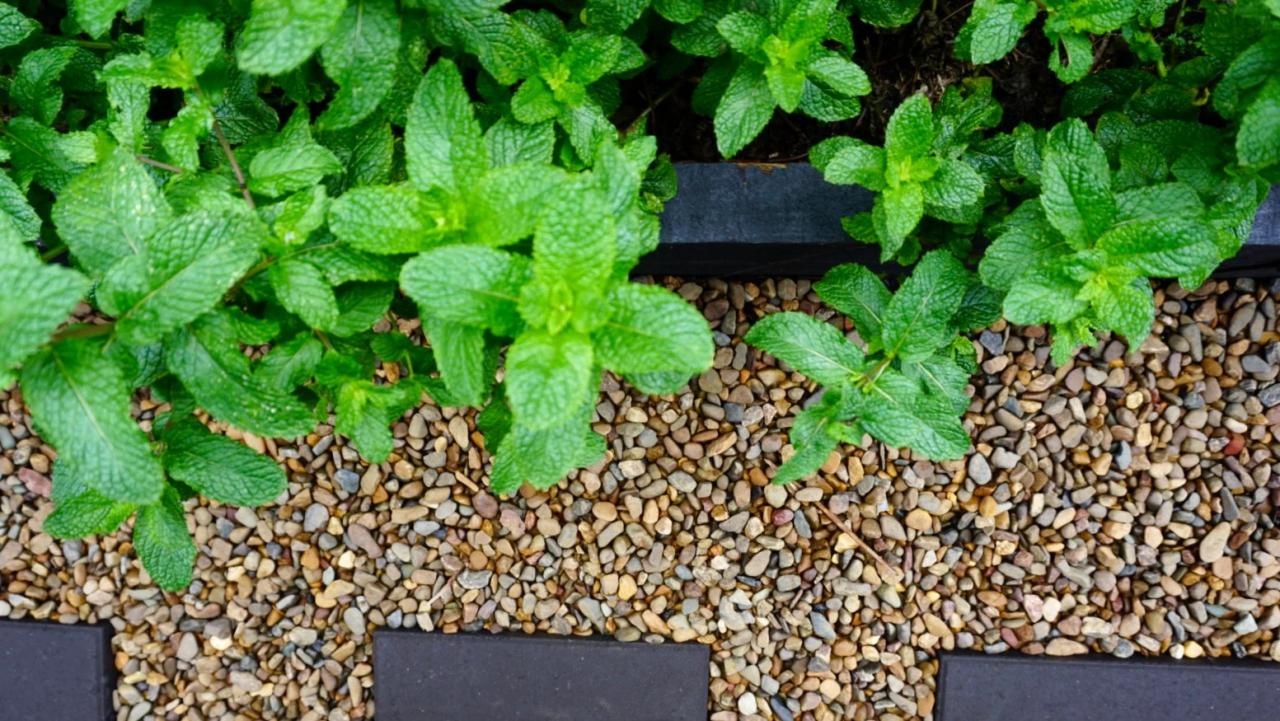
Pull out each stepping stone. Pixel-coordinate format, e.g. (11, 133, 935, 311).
(374, 631, 709, 721)
(938, 652, 1280, 721)
(0, 619, 115, 721)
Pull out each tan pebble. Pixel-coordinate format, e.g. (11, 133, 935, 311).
(618, 575, 637, 601)
(1046, 639, 1088, 656)
(905, 509, 932, 532)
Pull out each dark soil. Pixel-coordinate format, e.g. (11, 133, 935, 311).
(622, 1, 1072, 162)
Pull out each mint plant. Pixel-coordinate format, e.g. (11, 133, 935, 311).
(0, 2, 709, 591)
(956, 0, 1160, 83)
(810, 84, 1000, 262)
(701, 0, 870, 156)
(745, 251, 996, 482)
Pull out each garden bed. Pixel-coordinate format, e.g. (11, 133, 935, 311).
(3, 275, 1279, 720)
(640, 163, 1280, 278)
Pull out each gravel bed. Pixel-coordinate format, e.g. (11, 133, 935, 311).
(2, 276, 1280, 721)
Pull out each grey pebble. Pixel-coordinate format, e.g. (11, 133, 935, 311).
(303, 504, 329, 533)
(335, 469, 360, 494)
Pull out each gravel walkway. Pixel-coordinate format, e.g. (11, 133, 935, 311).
(2, 276, 1279, 721)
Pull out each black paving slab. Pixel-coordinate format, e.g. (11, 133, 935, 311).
(0, 619, 115, 721)
(374, 630, 710, 721)
(642, 163, 1280, 278)
(937, 652, 1280, 721)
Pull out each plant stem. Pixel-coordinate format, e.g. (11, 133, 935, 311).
(136, 155, 185, 174)
(211, 118, 255, 210)
(815, 503, 902, 584)
(52, 322, 114, 343)
(40, 243, 67, 262)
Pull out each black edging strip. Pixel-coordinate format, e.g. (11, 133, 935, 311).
(372, 630, 710, 721)
(0, 618, 115, 721)
(641, 162, 1280, 279)
(937, 651, 1280, 721)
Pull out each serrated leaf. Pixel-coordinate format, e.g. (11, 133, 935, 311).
(1096, 217, 1220, 279)
(43, 486, 135, 539)
(467, 163, 568, 247)
(424, 317, 491, 407)
(485, 118, 556, 167)
(166, 313, 315, 437)
(885, 94, 935, 165)
(319, 0, 401, 129)
(1048, 29, 1094, 84)
(1004, 260, 1088, 325)
(305, 242, 405, 284)
(979, 203, 1070, 291)
(5, 117, 88, 193)
(490, 400, 602, 493)
(876, 183, 924, 244)
(405, 58, 487, 193)
(962, 0, 1036, 64)
(162, 420, 287, 506)
(821, 140, 886, 189)
(807, 53, 871, 98)
(814, 263, 891, 341)
(0, 4, 37, 48)
(106, 212, 264, 346)
(1092, 276, 1154, 343)
(715, 62, 775, 158)
(52, 150, 171, 277)
(1040, 119, 1114, 247)
(922, 158, 984, 211)
(247, 142, 343, 198)
(532, 180, 615, 293)
(0, 222, 88, 388)
(73, 0, 128, 38)
(717, 11, 770, 54)
(13, 47, 77, 125)
(1238, 79, 1280, 168)
(255, 333, 324, 390)
(134, 486, 196, 591)
(329, 282, 394, 337)
(857, 369, 969, 459)
(744, 312, 866, 386)
(504, 330, 594, 429)
(593, 283, 713, 381)
(335, 379, 420, 461)
(21, 338, 166, 505)
(237, 0, 348, 75)
(401, 245, 530, 335)
(775, 404, 841, 484)
(270, 257, 338, 329)
(881, 250, 970, 361)
(328, 184, 458, 254)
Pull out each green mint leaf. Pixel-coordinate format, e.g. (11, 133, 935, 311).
(903, 352, 973, 415)
(715, 62, 775, 158)
(654, 0, 703, 23)
(42, 486, 135, 539)
(593, 283, 714, 381)
(0, 221, 88, 388)
(107, 212, 265, 346)
(406, 58, 488, 193)
(532, 180, 615, 294)
(21, 338, 166, 505)
(857, 369, 970, 459)
(1003, 261, 1089, 325)
(1113, 182, 1203, 223)
(0, 5, 37, 48)
(504, 330, 595, 430)
(133, 487, 196, 591)
(775, 402, 841, 484)
(1096, 217, 1220, 280)
(490, 402, 602, 494)
(807, 53, 871, 98)
(319, 0, 401, 130)
(716, 11, 770, 55)
(874, 182, 924, 245)
(328, 184, 458, 254)
(236, 0, 348, 75)
(1091, 276, 1154, 343)
(166, 313, 315, 438)
(922, 158, 984, 211)
(961, 0, 1036, 64)
(744, 312, 866, 386)
(978, 202, 1070, 291)
(485, 118, 556, 167)
(424, 317, 492, 407)
(468, 164, 568, 248)
(14, 47, 76, 125)
(4, 117, 87, 193)
(270, 257, 339, 330)
(583, 0, 650, 31)
(247, 142, 343, 198)
(1047, 28, 1094, 84)
(813, 263, 891, 342)
(329, 283, 394, 337)
(0, 171, 41, 240)
(1039, 119, 1114, 247)
(52, 150, 172, 278)
(73, 0, 127, 38)
(850, 0, 923, 28)
(885, 94, 935, 165)
(1237, 79, 1280, 169)
(162, 420, 287, 506)
(821, 140, 887, 189)
(880, 250, 970, 361)
(401, 245, 530, 336)
(255, 333, 324, 390)
(335, 379, 420, 462)
(305, 243, 404, 284)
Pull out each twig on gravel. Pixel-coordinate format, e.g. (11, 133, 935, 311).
(815, 503, 904, 585)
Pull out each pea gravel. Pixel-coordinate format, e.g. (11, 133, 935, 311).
(2, 276, 1279, 721)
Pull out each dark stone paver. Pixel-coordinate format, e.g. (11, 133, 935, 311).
(0, 619, 114, 721)
(643, 165, 1280, 278)
(374, 630, 709, 721)
(938, 652, 1280, 721)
